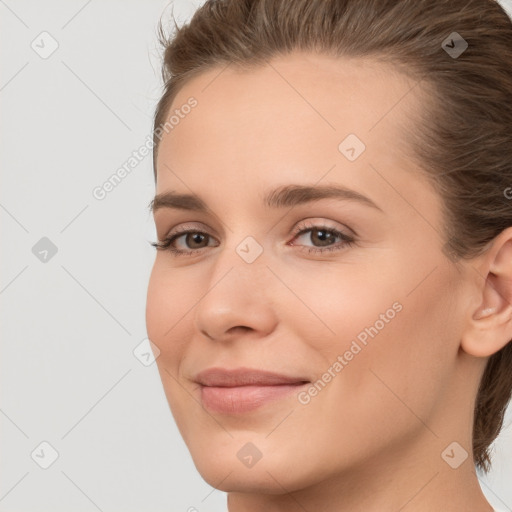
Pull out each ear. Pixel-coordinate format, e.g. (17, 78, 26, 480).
(461, 226, 512, 358)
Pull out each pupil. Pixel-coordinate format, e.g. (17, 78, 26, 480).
(188, 233, 206, 248)
(315, 229, 333, 246)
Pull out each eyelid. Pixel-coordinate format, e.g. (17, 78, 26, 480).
(161, 217, 354, 239)
(162, 221, 215, 239)
(291, 218, 357, 238)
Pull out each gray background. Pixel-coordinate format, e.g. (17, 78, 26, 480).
(1, 1, 511, 511)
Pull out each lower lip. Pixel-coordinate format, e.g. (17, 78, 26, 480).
(200, 383, 308, 414)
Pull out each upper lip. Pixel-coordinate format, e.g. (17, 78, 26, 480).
(194, 367, 310, 387)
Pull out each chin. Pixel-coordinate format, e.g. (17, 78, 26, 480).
(194, 458, 301, 495)
(186, 436, 325, 495)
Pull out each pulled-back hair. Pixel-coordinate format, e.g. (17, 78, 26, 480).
(152, 0, 512, 472)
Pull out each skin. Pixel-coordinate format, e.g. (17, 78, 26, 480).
(145, 51, 512, 511)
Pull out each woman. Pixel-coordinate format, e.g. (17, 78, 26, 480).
(146, 0, 512, 510)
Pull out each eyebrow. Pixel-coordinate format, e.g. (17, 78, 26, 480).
(149, 184, 383, 214)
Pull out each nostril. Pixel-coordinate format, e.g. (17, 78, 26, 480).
(228, 326, 252, 335)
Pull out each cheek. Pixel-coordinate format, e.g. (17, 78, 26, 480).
(370, 270, 461, 409)
(145, 261, 193, 369)
(145, 264, 170, 348)
(283, 255, 461, 449)
(341, 290, 457, 462)
(146, 263, 201, 440)
(272, 259, 406, 358)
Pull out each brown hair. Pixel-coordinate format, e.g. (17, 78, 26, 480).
(152, 0, 512, 473)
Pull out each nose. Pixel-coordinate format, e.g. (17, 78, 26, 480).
(193, 248, 278, 342)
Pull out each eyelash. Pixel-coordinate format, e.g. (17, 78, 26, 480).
(150, 223, 356, 257)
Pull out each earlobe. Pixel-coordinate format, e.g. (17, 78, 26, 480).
(461, 228, 512, 358)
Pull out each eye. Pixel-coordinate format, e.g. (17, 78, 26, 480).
(150, 222, 356, 256)
(288, 223, 356, 255)
(150, 228, 218, 256)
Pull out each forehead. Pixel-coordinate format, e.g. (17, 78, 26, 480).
(158, 52, 419, 164)
(155, 51, 437, 221)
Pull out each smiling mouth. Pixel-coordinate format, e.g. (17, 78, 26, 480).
(199, 382, 309, 414)
(194, 366, 310, 414)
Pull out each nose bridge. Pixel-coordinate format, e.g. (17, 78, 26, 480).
(212, 212, 271, 286)
(206, 230, 271, 303)
(192, 229, 277, 340)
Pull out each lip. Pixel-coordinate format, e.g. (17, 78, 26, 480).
(194, 367, 310, 414)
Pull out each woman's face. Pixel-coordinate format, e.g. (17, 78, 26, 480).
(146, 52, 479, 495)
